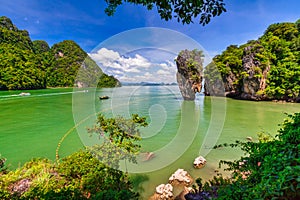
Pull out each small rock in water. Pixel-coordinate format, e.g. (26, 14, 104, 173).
(150, 183, 173, 200)
(193, 156, 206, 169)
(168, 169, 193, 186)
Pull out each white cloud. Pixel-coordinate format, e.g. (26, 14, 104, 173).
(107, 69, 124, 75)
(144, 72, 151, 77)
(125, 68, 141, 73)
(89, 48, 151, 73)
(157, 69, 171, 75)
(89, 48, 178, 83)
(90, 48, 120, 64)
(127, 54, 151, 68)
(159, 63, 169, 70)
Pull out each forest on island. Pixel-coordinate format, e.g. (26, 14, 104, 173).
(205, 19, 300, 102)
(1, 12, 299, 199)
(0, 16, 120, 90)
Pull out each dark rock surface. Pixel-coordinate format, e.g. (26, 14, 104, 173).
(240, 45, 270, 101)
(176, 49, 203, 100)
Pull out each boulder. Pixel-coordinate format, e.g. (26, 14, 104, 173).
(174, 186, 193, 200)
(193, 156, 206, 169)
(168, 169, 193, 186)
(150, 184, 173, 200)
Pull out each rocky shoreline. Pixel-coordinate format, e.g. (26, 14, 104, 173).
(150, 156, 207, 200)
(176, 20, 300, 103)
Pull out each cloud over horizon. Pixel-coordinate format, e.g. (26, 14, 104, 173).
(89, 48, 177, 83)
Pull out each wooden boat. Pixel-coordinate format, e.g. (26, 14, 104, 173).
(99, 95, 109, 100)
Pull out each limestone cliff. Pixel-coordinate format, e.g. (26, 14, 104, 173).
(240, 45, 270, 100)
(205, 44, 271, 101)
(204, 20, 300, 102)
(175, 49, 203, 100)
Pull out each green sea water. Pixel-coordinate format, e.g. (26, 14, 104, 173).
(1, 86, 300, 198)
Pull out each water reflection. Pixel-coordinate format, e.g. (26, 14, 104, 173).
(122, 100, 200, 173)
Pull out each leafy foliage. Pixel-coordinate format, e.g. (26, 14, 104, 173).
(0, 44, 47, 90)
(104, 0, 226, 25)
(0, 155, 6, 173)
(97, 73, 121, 88)
(32, 40, 50, 54)
(48, 40, 96, 87)
(185, 176, 231, 200)
(0, 16, 46, 90)
(206, 19, 300, 101)
(203, 113, 300, 199)
(0, 150, 138, 199)
(175, 49, 204, 82)
(0, 16, 120, 90)
(87, 114, 148, 168)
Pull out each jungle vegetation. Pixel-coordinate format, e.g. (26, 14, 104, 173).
(205, 19, 300, 101)
(186, 112, 300, 200)
(0, 114, 147, 200)
(0, 16, 120, 90)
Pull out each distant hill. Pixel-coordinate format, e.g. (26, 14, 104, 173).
(204, 19, 300, 102)
(0, 16, 120, 90)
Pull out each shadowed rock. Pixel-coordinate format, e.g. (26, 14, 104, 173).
(175, 49, 204, 100)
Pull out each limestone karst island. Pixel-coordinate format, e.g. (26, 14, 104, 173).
(0, 3, 300, 200)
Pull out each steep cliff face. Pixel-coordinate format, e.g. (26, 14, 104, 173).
(203, 62, 225, 96)
(240, 45, 270, 100)
(204, 20, 300, 102)
(175, 49, 203, 100)
(205, 44, 272, 101)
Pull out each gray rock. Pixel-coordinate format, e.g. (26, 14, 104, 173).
(175, 49, 203, 101)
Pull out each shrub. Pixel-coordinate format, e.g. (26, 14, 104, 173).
(0, 150, 138, 199)
(187, 113, 300, 199)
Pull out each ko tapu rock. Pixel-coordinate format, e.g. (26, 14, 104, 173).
(175, 49, 204, 100)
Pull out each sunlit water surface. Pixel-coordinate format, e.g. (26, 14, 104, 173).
(1, 86, 299, 198)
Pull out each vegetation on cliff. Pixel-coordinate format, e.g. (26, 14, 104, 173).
(0, 16, 120, 90)
(175, 49, 204, 100)
(205, 19, 300, 102)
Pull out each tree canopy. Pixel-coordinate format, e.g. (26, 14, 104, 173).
(104, 0, 226, 25)
(0, 16, 120, 90)
(0, 151, 138, 199)
(205, 19, 300, 101)
(186, 112, 300, 199)
(87, 114, 148, 169)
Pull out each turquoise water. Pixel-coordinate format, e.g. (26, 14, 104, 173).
(1, 86, 300, 198)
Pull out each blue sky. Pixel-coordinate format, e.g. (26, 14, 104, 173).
(1, 0, 299, 83)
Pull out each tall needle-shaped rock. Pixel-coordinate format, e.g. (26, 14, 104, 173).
(175, 49, 204, 100)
